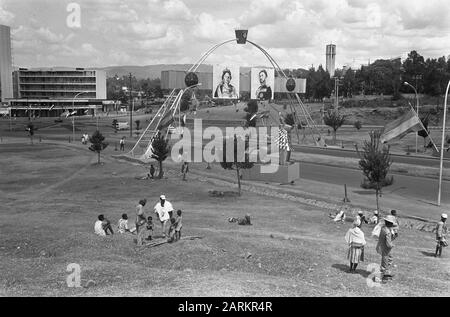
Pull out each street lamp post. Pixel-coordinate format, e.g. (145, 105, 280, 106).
(437, 80, 450, 206)
(128, 73, 133, 138)
(404, 81, 419, 153)
(72, 91, 89, 142)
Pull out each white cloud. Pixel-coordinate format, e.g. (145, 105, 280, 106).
(0, 0, 14, 24)
(161, 0, 193, 20)
(3, 0, 450, 70)
(192, 13, 237, 42)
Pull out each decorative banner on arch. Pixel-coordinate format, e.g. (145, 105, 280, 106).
(251, 67, 274, 100)
(274, 78, 306, 94)
(212, 64, 240, 99)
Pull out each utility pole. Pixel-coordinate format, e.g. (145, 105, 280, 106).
(129, 72, 133, 138)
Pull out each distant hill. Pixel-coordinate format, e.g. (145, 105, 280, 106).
(95, 64, 212, 80)
(95, 64, 308, 79)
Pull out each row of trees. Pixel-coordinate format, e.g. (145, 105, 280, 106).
(300, 50, 450, 100)
(106, 76, 164, 105)
(87, 120, 393, 210)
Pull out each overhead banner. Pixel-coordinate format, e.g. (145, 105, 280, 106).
(212, 65, 240, 99)
(251, 67, 274, 100)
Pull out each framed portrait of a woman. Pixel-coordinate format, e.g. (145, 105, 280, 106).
(212, 65, 240, 99)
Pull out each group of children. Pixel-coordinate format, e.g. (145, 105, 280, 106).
(134, 207, 183, 244)
(95, 207, 183, 245)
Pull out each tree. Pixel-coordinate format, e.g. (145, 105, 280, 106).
(220, 135, 254, 196)
(26, 122, 35, 144)
(323, 109, 346, 144)
(180, 92, 191, 112)
(402, 50, 425, 93)
(151, 133, 171, 179)
(89, 130, 109, 164)
(341, 68, 356, 97)
(356, 130, 393, 211)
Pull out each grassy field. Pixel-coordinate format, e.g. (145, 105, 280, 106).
(0, 142, 448, 296)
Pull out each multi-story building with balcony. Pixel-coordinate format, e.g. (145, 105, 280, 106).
(9, 67, 108, 117)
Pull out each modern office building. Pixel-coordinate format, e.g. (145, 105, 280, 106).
(0, 25, 13, 102)
(9, 67, 108, 116)
(326, 44, 336, 77)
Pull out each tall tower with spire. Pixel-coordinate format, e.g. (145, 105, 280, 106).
(326, 44, 336, 77)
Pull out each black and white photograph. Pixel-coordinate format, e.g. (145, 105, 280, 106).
(0, 0, 449, 303)
(212, 64, 239, 99)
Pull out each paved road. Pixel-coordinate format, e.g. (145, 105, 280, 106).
(292, 145, 450, 168)
(300, 161, 450, 205)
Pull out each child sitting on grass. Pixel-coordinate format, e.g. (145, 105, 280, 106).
(174, 210, 183, 241)
(118, 213, 135, 234)
(145, 216, 153, 241)
(95, 214, 114, 236)
(103, 215, 114, 235)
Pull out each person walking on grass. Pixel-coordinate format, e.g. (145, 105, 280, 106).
(149, 164, 155, 179)
(345, 219, 366, 273)
(435, 213, 448, 257)
(154, 195, 173, 238)
(376, 215, 398, 283)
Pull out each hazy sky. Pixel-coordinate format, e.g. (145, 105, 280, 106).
(0, 0, 449, 69)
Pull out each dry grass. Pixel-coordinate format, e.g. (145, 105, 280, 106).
(0, 142, 449, 297)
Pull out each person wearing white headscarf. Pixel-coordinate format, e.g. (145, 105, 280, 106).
(435, 213, 448, 257)
(345, 219, 366, 273)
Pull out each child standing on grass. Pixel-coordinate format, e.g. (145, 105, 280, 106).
(174, 210, 183, 241)
(135, 199, 147, 245)
(167, 218, 177, 243)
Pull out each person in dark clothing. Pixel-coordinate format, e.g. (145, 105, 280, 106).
(149, 164, 155, 179)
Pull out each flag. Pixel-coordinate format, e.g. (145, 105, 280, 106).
(380, 109, 422, 143)
(275, 127, 290, 151)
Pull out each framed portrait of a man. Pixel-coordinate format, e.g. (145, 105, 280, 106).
(212, 65, 240, 99)
(251, 67, 274, 101)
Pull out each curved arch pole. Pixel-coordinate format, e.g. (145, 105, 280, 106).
(246, 40, 289, 79)
(184, 37, 323, 147)
(247, 40, 323, 146)
(188, 39, 236, 73)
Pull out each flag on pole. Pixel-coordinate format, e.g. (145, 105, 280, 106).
(380, 108, 422, 144)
